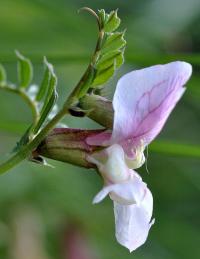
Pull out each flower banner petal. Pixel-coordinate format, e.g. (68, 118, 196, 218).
(112, 61, 192, 147)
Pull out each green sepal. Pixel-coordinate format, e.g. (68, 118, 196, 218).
(97, 50, 124, 70)
(101, 31, 126, 54)
(0, 64, 6, 83)
(91, 62, 115, 87)
(16, 50, 33, 88)
(36, 128, 105, 168)
(104, 10, 121, 33)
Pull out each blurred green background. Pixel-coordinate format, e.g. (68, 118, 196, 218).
(0, 0, 200, 258)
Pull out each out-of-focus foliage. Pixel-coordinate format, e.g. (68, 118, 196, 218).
(0, 0, 200, 259)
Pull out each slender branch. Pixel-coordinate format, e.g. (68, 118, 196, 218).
(66, 19, 104, 106)
(0, 9, 104, 174)
(0, 84, 39, 126)
(0, 106, 68, 174)
(78, 7, 100, 30)
(0, 9, 105, 175)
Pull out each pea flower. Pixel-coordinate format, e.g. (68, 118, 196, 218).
(86, 61, 192, 252)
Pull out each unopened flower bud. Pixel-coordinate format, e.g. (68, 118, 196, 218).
(79, 94, 113, 128)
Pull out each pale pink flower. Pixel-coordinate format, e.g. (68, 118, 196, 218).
(87, 61, 192, 252)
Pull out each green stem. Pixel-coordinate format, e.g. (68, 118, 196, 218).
(0, 84, 39, 125)
(66, 28, 104, 106)
(0, 26, 104, 174)
(0, 9, 104, 175)
(0, 106, 68, 174)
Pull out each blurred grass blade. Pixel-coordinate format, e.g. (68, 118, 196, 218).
(0, 64, 6, 83)
(150, 140, 200, 158)
(16, 50, 33, 88)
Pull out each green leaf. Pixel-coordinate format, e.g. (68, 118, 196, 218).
(16, 50, 33, 88)
(101, 32, 126, 54)
(34, 89, 57, 133)
(92, 63, 115, 87)
(0, 64, 6, 83)
(44, 69, 57, 106)
(104, 10, 121, 33)
(97, 50, 124, 70)
(39, 58, 56, 109)
(34, 59, 57, 133)
(36, 57, 51, 101)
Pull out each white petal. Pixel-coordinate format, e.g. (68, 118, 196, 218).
(112, 61, 192, 148)
(92, 186, 110, 204)
(93, 171, 147, 205)
(89, 144, 131, 183)
(113, 186, 154, 252)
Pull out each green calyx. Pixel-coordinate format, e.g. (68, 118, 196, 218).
(35, 128, 105, 168)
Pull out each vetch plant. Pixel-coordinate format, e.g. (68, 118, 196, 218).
(38, 62, 192, 251)
(0, 8, 192, 252)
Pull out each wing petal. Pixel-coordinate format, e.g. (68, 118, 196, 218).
(92, 171, 146, 205)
